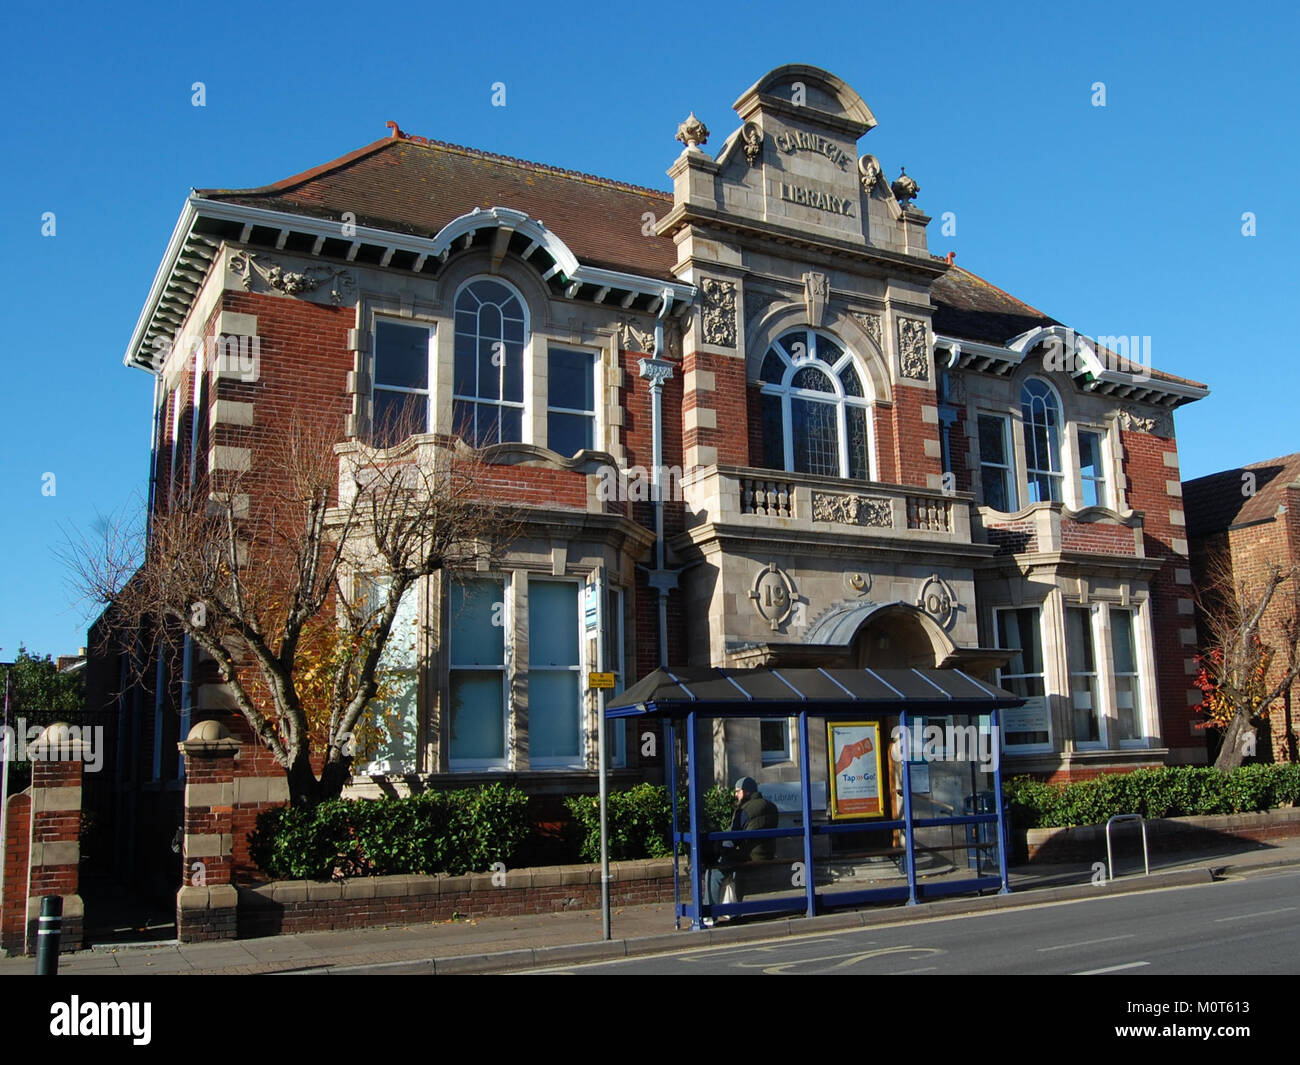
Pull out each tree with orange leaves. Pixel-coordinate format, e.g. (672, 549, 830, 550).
(69, 403, 516, 806)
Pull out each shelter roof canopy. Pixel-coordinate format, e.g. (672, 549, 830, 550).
(605, 667, 1024, 719)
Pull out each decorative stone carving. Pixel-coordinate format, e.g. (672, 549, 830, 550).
(858, 154, 881, 193)
(741, 122, 763, 165)
(891, 166, 920, 207)
(853, 311, 883, 350)
(675, 112, 709, 150)
(230, 252, 355, 305)
(897, 317, 929, 380)
(811, 492, 892, 527)
(701, 278, 737, 348)
(618, 319, 655, 353)
(802, 272, 828, 328)
(843, 571, 871, 597)
(663, 316, 683, 360)
(749, 562, 798, 631)
(916, 574, 957, 628)
(1116, 407, 1168, 435)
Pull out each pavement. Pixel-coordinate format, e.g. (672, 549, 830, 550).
(4, 836, 1299, 975)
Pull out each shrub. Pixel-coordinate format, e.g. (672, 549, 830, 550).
(565, 783, 737, 863)
(1004, 763, 1300, 831)
(248, 783, 530, 880)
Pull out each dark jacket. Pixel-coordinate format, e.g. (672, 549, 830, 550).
(727, 792, 779, 863)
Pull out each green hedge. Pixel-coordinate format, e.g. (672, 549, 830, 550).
(1004, 764, 1300, 830)
(564, 783, 737, 863)
(248, 783, 530, 880)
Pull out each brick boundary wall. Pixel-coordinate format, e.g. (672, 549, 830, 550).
(1, 792, 31, 955)
(217, 859, 677, 941)
(1024, 806, 1300, 863)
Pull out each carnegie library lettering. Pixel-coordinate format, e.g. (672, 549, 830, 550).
(777, 181, 855, 215)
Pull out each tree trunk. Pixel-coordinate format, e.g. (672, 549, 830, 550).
(284, 750, 352, 807)
(318, 756, 351, 802)
(1213, 710, 1254, 772)
(285, 754, 323, 808)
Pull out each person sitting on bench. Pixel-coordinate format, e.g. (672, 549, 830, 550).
(705, 776, 779, 919)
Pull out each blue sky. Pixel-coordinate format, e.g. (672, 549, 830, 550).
(1, 0, 1296, 659)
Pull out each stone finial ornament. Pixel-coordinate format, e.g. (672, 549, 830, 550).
(676, 112, 710, 150)
(891, 166, 920, 207)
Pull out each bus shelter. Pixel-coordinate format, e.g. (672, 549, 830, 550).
(606, 667, 1025, 929)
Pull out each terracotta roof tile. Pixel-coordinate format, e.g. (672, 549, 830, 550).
(200, 135, 677, 280)
(1184, 453, 1300, 538)
(197, 133, 1204, 391)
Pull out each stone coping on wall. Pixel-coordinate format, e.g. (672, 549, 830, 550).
(241, 857, 678, 904)
(1024, 806, 1300, 862)
(198, 857, 681, 941)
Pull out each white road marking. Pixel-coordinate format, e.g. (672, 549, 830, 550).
(1213, 906, 1296, 922)
(1038, 934, 1135, 952)
(1075, 961, 1150, 975)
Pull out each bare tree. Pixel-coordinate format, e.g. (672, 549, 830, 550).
(69, 402, 517, 805)
(1192, 545, 1300, 770)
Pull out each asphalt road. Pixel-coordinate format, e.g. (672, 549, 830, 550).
(522, 866, 1300, 975)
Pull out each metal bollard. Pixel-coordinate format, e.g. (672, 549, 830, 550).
(35, 895, 62, 975)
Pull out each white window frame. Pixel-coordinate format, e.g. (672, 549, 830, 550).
(545, 343, 599, 457)
(527, 576, 586, 770)
(994, 605, 1055, 754)
(372, 317, 435, 442)
(1021, 377, 1065, 504)
(1065, 604, 1104, 749)
(758, 328, 875, 481)
(448, 574, 511, 772)
(1107, 604, 1150, 748)
(1076, 426, 1109, 509)
(978, 411, 1017, 511)
(451, 276, 529, 447)
(353, 574, 422, 776)
(761, 717, 792, 766)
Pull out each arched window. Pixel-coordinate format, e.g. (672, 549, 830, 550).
(758, 329, 872, 480)
(1021, 378, 1063, 502)
(453, 278, 527, 446)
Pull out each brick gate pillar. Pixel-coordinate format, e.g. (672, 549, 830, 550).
(26, 723, 87, 953)
(176, 720, 240, 941)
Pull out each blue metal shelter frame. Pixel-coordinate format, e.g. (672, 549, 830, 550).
(605, 666, 1025, 929)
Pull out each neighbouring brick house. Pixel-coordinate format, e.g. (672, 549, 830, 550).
(76, 63, 1212, 903)
(1184, 453, 1300, 764)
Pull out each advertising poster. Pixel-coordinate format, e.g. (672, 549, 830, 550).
(827, 721, 885, 819)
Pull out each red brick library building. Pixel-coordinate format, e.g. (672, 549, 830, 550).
(85, 63, 1211, 894)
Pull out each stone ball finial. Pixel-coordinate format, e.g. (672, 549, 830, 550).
(187, 719, 233, 743)
(39, 722, 76, 746)
(676, 112, 710, 150)
(892, 166, 920, 207)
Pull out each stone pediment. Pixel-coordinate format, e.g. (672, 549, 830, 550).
(733, 64, 878, 137)
(665, 64, 927, 260)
